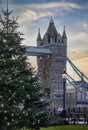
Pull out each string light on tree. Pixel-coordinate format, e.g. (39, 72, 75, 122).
(4, 110, 7, 113)
(11, 113, 14, 117)
(12, 118, 14, 122)
(4, 117, 7, 120)
(9, 89, 11, 92)
(1, 103, 4, 108)
(8, 98, 11, 101)
(26, 113, 28, 116)
(7, 122, 10, 126)
(0, 95, 2, 98)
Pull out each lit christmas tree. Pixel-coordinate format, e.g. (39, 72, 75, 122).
(0, 4, 49, 130)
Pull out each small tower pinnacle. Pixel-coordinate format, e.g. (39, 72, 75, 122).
(62, 26, 67, 39)
(50, 16, 54, 24)
(38, 28, 40, 34)
(64, 26, 65, 31)
(37, 28, 41, 40)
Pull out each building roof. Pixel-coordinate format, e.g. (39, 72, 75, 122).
(46, 17, 58, 37)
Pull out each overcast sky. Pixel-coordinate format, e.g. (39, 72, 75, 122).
(0, 0, 88, 77)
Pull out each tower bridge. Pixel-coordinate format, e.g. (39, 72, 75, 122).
(25, 46, 88, 97)
(25, 18, 88, 113)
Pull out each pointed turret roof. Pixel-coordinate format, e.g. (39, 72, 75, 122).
(37, 28, 41, 40)
(46, 17, 58, 37)
(62, 26, 67, 39)
(50, 16, 54, 24)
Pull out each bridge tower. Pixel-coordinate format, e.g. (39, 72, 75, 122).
(37, 17, 67, 113)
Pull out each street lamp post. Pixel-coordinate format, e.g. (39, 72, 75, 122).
(62, 71, 66, 119)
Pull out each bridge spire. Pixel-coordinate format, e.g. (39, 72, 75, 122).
(37, 28, 41, 40)
(50, 16, 54, 24)
(62, 26, 67, 39)
(46, 17, 57, 38)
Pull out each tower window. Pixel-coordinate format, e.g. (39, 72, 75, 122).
(55, 37, 57, 43)
(58, 39, 60, 43)
(48, 35, 50, 44)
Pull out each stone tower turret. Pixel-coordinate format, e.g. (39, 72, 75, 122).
(62, 26, 67, 44)
(37, 18, 67, 114)
(37, 28, 42, 47)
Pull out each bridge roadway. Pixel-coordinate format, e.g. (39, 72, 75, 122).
(25, 46, 52, 56)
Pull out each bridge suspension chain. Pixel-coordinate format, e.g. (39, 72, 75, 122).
(67, 57, 88, 82)
(67, 57, 88, 99)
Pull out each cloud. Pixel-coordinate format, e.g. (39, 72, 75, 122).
(18, 9, 52, 23)
(68, 31, 88, 45)
(19, 2, 82, 10)
(67, 19, 88, 55)
(11, 1, 83, 24)
(82, 22, 88, 28)
(71, 32, 88, 42)
(72, 55, 88, 76)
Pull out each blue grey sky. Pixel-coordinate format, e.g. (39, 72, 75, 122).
(0, 0, 88, 75)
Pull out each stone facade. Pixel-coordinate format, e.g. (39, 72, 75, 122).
(37, 18, 67, 113)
